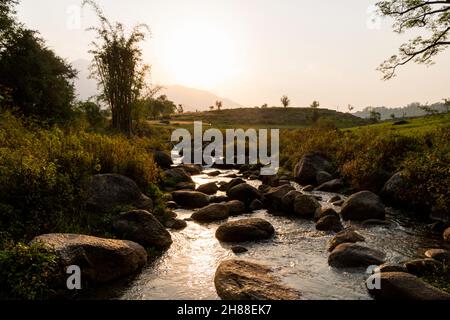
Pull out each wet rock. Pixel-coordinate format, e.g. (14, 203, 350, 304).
(214, 260, 302, 300)
(180, 164, 203, 175)
(172, 191, 209, 209)
(225, 200, 246, 216)
(165, 218, 188, 230)
(113, 210, 173, 250)
(258, 184, 271, 193)
(329, 195, 341, 203)
(248, 174, 259, 180)
(340, 191, 385, 221)
(373, 263, 408, 274)
(367, 272, 450, 300)
(314, 207, 339, 222)
(294, 153, 333, 185)
(278, 180, 291, 186)
(231, 246, 248, 254)
(209, 195, 229, 203)
(444, 228, 450, 242)
(166, 201, 178, 209)
(328, 243, 385, 268)
(207, 170, 221, 177)
(197, 182, 219, 195)
(191, 203, 230, 223)
(85, 174, 153, 213)
(332, 199, 345, 207)
(174, 181, 196, 190)
(216, 218, 275, 242)
(249, 199, 263, 211)
(404, 259, 443, 276)
(218, 181, 229, 192)
(226, 178, 246, 192)
(316, 215, 343, 232)
(281, 190, 302, 212)
(224, 173, 238, 178)
(302, 185, 314, 192)
(315, 179, 345, 193)
(227, 183, 261, 206)
(152, 150, 173, 169)
(261, 175, 279, 187)
(164, 167, 193, 184)
(424, 249, 450, 264)
(32, 234, 147, 285)
(328, 230, 365, 252)
(316, 171, 333, 185)
(293, 195, 321, 218)
(264, 185, 295, 210)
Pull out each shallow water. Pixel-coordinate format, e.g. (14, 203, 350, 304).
(119, 169, 446, 300)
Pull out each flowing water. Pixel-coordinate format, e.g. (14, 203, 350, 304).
(118, 169, 446, 300)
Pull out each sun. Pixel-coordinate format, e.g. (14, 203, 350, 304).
(162, 24, 237, 89)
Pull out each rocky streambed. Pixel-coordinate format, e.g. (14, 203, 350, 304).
(115, 169, 449, 300)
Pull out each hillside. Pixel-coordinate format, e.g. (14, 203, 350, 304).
(353, 103, 449, 120)
(170, 107, 369, 128)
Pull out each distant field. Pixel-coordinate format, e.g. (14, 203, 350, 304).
(168, 107, 369, 129)
(348, 113, 450, 135)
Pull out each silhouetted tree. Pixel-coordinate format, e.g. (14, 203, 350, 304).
(281, 95, 290, 108)
(310, 100, 320, 123)
(377, 0, 450, 79)
(0, 1, 76, 123)
(215, 100, 223, 111)
(83, 0, 150, 135)
(369, 110, 382, 123)
(443, 98, 450, 113)
(348, 104, 354, 113)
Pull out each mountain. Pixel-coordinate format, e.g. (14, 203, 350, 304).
(161, 85, 243, 112)
(70, 59, 243, 110)
(353, 103, 449, 120)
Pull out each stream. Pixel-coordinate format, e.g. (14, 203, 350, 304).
(117, 169, 446, 300)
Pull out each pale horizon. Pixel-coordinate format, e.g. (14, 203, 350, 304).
(17, 0, 450, 111)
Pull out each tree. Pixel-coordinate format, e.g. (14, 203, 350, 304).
(369, 110, 382, 123)
(83, 0, 150, 135)
(419, 104, 438, 116)
(261, 103, 268, 109)
(0, 4, 76, 124)
(215, 100, 223, 111)
(177, 104, 184, 114)
(209, 106, 214, 111)
(281, 95, 290, 108)
(443, 98, 450, 113)
(377, 1, 450, 80)
(76, 100, 107, 128)
(347, 104, 354, 113)
(390, 113, 396, 120)
(310, 101, 320, 109)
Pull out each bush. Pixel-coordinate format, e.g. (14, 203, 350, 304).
(0, 112, 162, 241)
(0, 241, 60, 300)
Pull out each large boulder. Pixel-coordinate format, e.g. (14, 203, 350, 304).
(264, 185, 295, 207)
(225, 178, 246, 192)
(85, 174, 153, 213)
(340, 191, 385, 221)
(152, 150, 173, 169)
(196, 182, 219, 195)
(191, 204, 230, 222)
(32, 234, 147, 284)
(214, 260, 301, 300)
(293, 195, 321, 218)
(367, 272, 450, 300)
(328, 243, 385, 268)
(216, 218, 275, 243)
(172, 191, 209, 209)
(294, 153, 333, 185)
(261, 175, 279, 187)
(227, 183, 261, 206)
(424, 249, 450, 264)
(112, 210, 172, 249)
(180, 164, 203, 176)
(404, 259, 443, 276)
(327, 230, 365, 252)
(380, 172, 409, 207)
(224, 200, 246, 216)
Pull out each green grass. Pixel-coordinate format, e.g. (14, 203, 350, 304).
(170, 107, 369, 129)
(348, 113, 450, 136)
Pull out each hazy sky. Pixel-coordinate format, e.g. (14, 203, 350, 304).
(16, 0, 450, 110)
